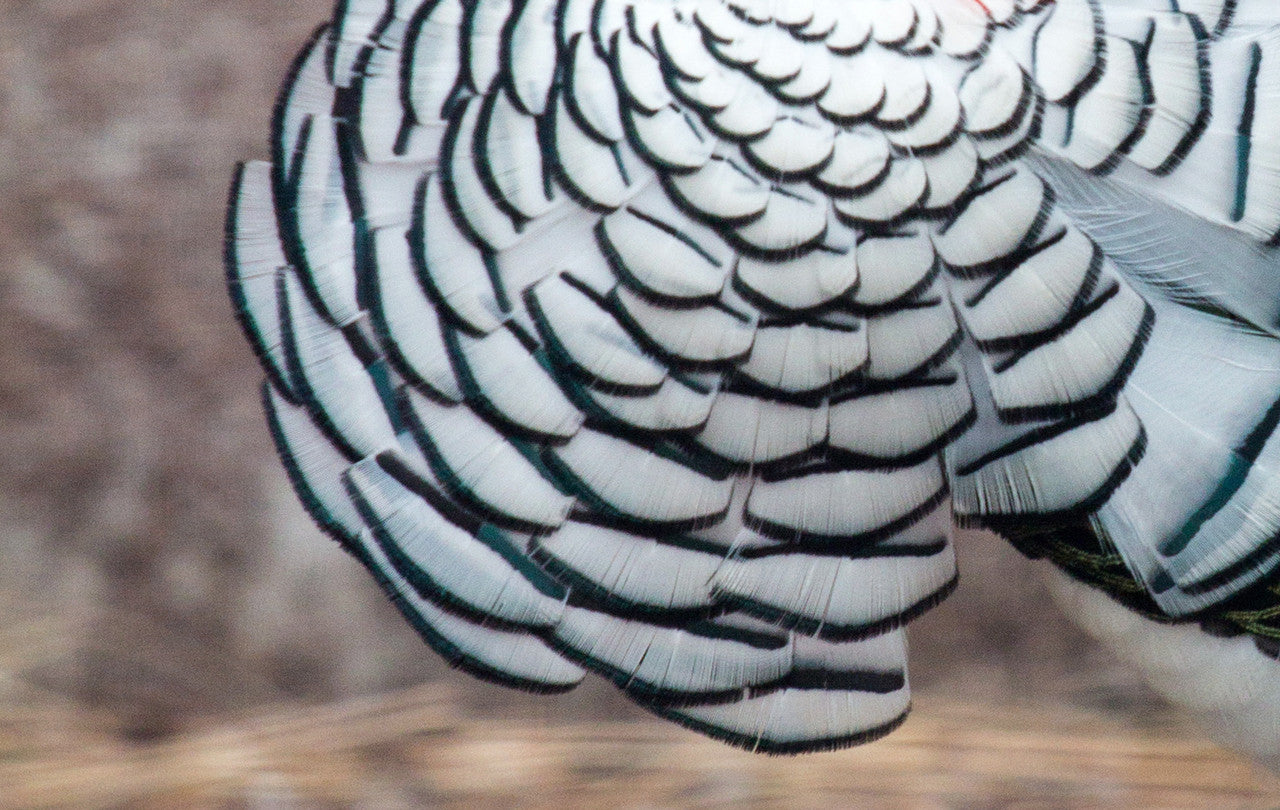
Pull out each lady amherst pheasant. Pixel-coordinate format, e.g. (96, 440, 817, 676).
(228, 0, 1280, 754)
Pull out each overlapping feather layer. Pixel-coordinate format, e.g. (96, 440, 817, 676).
(227, 0, 1280, 752)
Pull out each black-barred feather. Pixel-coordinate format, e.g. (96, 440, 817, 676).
(229, 0, 1280, 757)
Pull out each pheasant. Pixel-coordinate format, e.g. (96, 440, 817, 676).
(227, 0, 1280, 756)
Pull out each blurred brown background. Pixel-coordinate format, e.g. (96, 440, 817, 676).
(1, 2, 1277, 807)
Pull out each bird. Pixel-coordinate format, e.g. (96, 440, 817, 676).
(226, 0, 1280, 756)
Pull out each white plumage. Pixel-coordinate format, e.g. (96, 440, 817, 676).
(229, 0, 1280, 756)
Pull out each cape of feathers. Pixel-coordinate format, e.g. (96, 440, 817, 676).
(226, 0, 1280, 753)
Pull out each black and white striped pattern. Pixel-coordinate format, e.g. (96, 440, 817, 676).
(227, 0, 1280, 753)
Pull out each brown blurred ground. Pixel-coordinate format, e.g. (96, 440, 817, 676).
(0, 2, 1276, 806)
(4, 678, 1279, 809)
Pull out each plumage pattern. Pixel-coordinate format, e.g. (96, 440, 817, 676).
(228, 0, 1280, 754)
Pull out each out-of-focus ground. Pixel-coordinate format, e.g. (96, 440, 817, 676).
(0, 2, 1278, 807)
